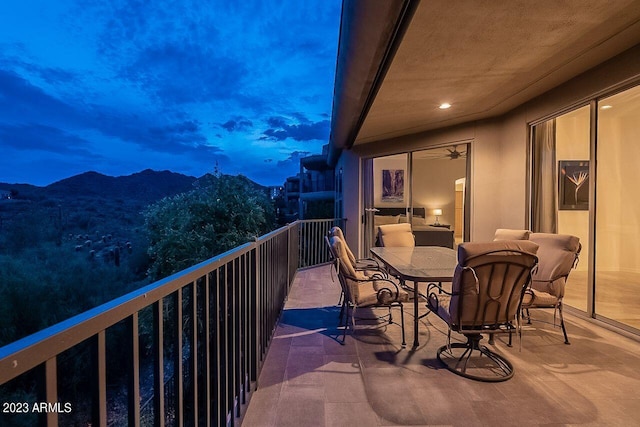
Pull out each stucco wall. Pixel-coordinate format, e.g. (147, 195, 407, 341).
(341, 44, 640, 256)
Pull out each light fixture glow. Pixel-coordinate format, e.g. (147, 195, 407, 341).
(600, 105, 613, 110)
(439, 103, 451, 109)
(433, 208, 442, 225)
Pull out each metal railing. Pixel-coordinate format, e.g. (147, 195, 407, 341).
(0, 218, 344, 427)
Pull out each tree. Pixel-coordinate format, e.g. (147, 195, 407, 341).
(143, 174, 275, 280)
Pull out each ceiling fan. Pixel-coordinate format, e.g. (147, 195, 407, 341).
(419, 145, 467, 160)
(444, 145, 466, 160)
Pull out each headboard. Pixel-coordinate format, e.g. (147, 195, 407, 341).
(374, 207, 426, 218)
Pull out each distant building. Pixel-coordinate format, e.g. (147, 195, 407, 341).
(277, 144, 335, 223)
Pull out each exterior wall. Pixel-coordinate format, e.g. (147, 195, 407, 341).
(342, 44, 640, 249)
(336, 149, 362, 256)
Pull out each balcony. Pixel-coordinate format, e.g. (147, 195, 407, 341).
(241, 266, 640, 426)
(3, 219, 640, 426)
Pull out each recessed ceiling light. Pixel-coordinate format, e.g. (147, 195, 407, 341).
(600, 105, 613, 109)
(439, 103, 451, 109)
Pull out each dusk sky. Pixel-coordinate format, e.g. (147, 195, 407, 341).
(0, 0, 341, 187)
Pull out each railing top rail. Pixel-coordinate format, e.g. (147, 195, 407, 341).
(0, 239, 255, 383)
(0, 218, 340, 384)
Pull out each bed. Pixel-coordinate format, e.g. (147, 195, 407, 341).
(373, 207, 454, 248)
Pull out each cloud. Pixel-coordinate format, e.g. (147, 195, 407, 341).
(0, 69, 81, 124)
(277, 150, 311, 167)
(0, 0, 341, 187)
(261, 115, 330, 142)
(0, 123, 99, 158)
(221, 118, 253, 132)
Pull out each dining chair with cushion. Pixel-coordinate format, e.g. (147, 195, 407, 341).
(522, 232, 581, 344)
(426, 240, 539, 382)
(377, 223, 415, 247)
(329, 226, 382, 272)
(329, 235, 409, 346)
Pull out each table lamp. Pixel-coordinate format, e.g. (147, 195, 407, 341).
(433, 208, 442, 225)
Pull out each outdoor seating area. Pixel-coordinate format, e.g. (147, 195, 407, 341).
(241, 263, 640, 426)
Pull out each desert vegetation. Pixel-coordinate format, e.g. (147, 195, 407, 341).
(0, 170, 276, 425)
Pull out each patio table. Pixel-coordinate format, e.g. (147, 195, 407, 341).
(370, 246, 457, 349)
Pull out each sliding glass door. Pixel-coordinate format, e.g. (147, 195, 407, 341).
(531, 83, 640, 331)
(595, 86, 640, 329)
(411, 145, 469, 246)
(365, 143, 470, 253)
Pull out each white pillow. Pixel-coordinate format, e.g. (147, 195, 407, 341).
(411, 217, 426, 226)
(374, 215, 400, 227)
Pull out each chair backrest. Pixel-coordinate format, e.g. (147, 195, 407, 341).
(449, 240, 539, 329)
(528, 233, 581, 298)
(494, 228, 531, 241)
(329, 235, 366, 304)
(329, 226, 357, 266)
(377, 223, 415, 247)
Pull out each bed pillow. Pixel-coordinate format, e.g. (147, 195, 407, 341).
(374, 215, 400, 227)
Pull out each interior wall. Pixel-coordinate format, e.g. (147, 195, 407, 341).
(412, 157, 466, 226)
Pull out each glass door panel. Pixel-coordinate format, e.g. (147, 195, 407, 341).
(411, 144, 468, 247)
(369, 153, 409, 250)
(531, 105, 590, 312)
(555, 106, 591, 312)
(595, 85, 640, 329)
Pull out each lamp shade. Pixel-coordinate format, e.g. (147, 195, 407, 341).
(433, 209, 443, 216)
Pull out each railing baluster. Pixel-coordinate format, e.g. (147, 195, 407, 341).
(128, 313, 141, 427)
(0, 219, 341, 426)
(176, 289, 183, 427)
(93, 331, 107, 427)
(153, 301, 165, 427)
(190, 282, 198, 426)
(45, 357, 58, 427)
(204, 274, 211, 427)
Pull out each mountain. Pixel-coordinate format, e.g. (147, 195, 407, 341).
(44, 169, 198, 204)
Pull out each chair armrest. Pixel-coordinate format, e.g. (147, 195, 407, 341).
(355, 257, 382, 270)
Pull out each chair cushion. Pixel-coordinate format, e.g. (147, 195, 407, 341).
(377, 223, 415, 247)
(529, 233, 580, 298)
(330, 226, 357, 267)
(522, 289, 558, 307)
(494, 229, 531, 240)
(348, 279, 409, 306)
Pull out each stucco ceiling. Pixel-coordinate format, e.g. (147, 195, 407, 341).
(353, 0, 640, 145)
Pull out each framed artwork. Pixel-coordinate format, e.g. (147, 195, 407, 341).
(559, 160, 589, 210)
(382, 169, 404, 202)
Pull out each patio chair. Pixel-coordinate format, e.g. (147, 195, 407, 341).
(329, 235, 409, 346)
(329, 226, 382, 272)
(426, 240, 539, 382)
(377, 223, 415, 247)
(325, 230, 388, 316)
(522, 233, 581, 344)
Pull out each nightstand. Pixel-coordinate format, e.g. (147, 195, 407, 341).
(430, 224, 451, 229)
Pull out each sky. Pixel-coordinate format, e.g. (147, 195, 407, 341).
(0, 0, 341, 187)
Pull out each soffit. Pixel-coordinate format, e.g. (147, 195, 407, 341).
(354, 0, 640, 145)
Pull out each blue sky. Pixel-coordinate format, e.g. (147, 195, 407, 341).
(0, 0, 341, 187)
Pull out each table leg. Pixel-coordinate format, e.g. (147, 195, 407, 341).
(413, 280, 419, 348)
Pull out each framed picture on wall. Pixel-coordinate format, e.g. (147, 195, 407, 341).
(559, 160, 589, 210)
(382, 169, 404, 202)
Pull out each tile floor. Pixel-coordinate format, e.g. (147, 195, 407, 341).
(241, 264, 640, 426)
